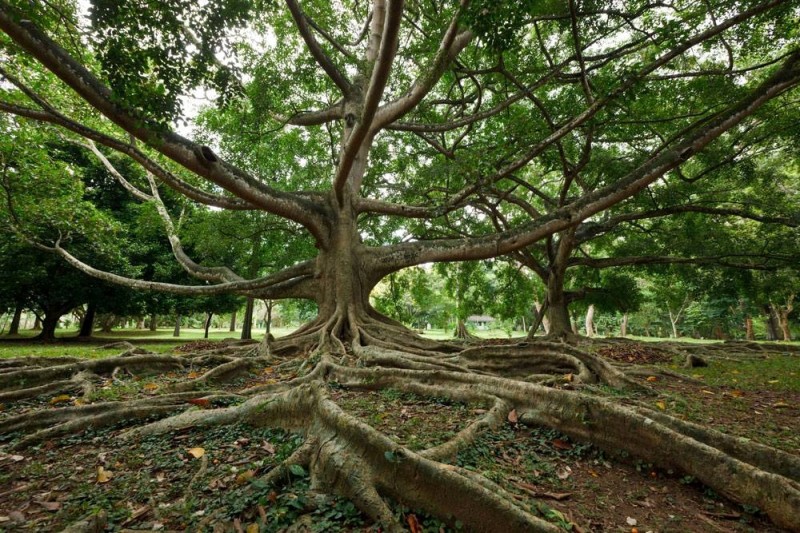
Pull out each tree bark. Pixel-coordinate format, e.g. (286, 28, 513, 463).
(453, 318, 471, 339)
(620, 312, 629, 337)
(229, 309, 237, 332)
(744, 316, 754, 340)
(265, 300, 273, 339)
(241, 297, 254, 340)
(204, 312, 213, 339)
(585, 304, 596, 337)
(764, 305, 779, 340)
(33, 317, 42, 331)
(773, 294, 794, 342)
(78, 303, 96, 338)
(8, 303, 22, 335)
(36, 313, 60, 341)
(136, 316, 145, 329)
(149, 313, 158, 331)
(173, 314, 181, 338)
(546, 274, 573, 338)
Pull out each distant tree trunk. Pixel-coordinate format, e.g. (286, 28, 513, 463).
(774, 294, 795, 341)
(173, 314, 181, 337)
(620, 313, 629, 337)
(744, 316, 755, 340)
(37, 313, 60, 341)
(241, 297, 254, 340)
(585, 305, 596, 337)
(453, 318, 472, 339)
(149, 313, 158, 331)
(265, 300, 273, 339)
(204, 312, 213, 339)
(33, 317, 42, 330)
(229, 309, 237, 332)
(570, 314, 579, 335)
(136, 316, 145, 329)
(8, 304, 22, 335)
(764, 305, 780, 340)
(78, 303, 96, 338)
(99, 314, 116, 333)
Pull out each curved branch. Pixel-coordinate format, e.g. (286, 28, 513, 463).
(143, 172, 245, 283)
(52, 242, 317, 297)
(285, 0, 352, 96)
(0, 99, 256, 211)
(374, 2, 472, 129)
(370, 49, 800, 272)
(569, 254, 791, 270)
(0, 8, 330, 239)
(576, 205, 800, 243)
(333, 0, 404, 203)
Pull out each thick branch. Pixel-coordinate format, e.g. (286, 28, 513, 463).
(333, 0, 404, 203)
(284, 0, 352, 95)
(371, 49, 800, 272)
(0, 7, 329, 239)
(374, 2, 472, 129)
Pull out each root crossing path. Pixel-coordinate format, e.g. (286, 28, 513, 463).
(1, 332, 799, 532)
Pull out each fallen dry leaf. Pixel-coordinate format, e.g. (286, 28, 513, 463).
(646, 376, 658, 382)
(49, 394, 72, 405)
(261, 441, 276, 455)
(143, 383, 159, 391)
(552, 439, 572, 451)
(37, 501, 61, 512)
(246, 523, 259, 533)
(507, 409, 519, 424)
(96, 466, 113, 483)
(187, 398, 211, 409)
(773, 402, 790, 409)
(655, 400, 666, 410)
(187, 371, 202, 379)
(556, 466, 572, 480)
(406, 513, 422, 533)
(235, 470, 255, 485)
(563, 373, 574, 382)
(188, 447, 205, 459)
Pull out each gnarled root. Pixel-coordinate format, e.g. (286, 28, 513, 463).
(2, 328, 798, 531)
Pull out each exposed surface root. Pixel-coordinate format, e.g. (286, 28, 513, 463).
(2, 330, 799, 531)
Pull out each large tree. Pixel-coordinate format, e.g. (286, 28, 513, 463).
(2, 1, 800, 530)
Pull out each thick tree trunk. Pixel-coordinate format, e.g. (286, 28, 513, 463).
(265, 301, 273, 339)
(744, 316, 754, 340)
(149, 313, 158, 331)
(453, 319, 470, 339)
(585, 305, 596, 337)
(100, 314, 116, 333)
(229, 310, 237, 332)
(764, 305, 779, 340)
(204, 312, 213, 339)
(546, 279, 573, 339)
(620, 312, 629, 337)
(78, 303, 96, 338)
(241, 297, 254, 340)
(530, 300, 550, 337)
(173, 314, 181, 338)
(36, 314, 60, 341)
(8, 304, 22, 335)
